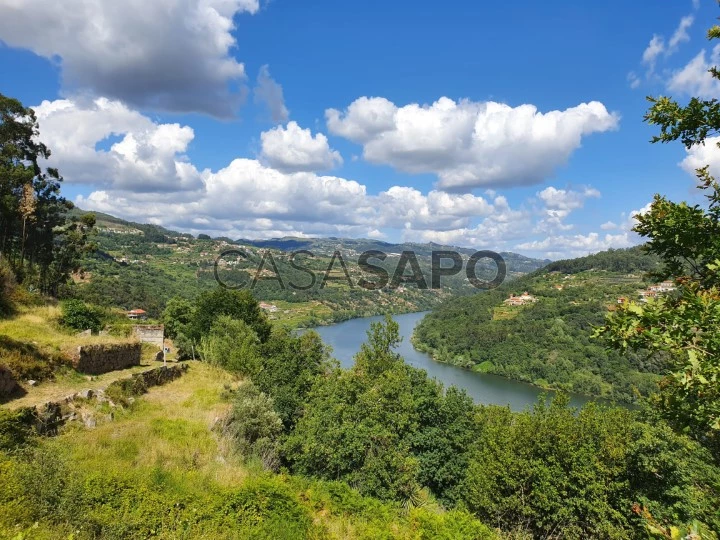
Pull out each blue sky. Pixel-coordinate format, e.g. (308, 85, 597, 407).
(0, 0, 717, 258)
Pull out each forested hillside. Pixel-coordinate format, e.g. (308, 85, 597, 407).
(414, 247, 666, 402)
(69, 210, 548, 325)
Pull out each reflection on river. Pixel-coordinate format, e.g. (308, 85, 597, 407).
(311, 311, 620, 412)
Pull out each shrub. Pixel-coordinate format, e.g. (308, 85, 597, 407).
(60, 299, 102, 333)
(0, 408, 35, 451)
(221, 477, 316, 538)
(221, 381, 283, 470)
(461, 396, 720, 538)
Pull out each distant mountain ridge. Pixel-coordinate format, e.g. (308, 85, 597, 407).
(68, 207, 551, 325)
(72, 207, 551, 273)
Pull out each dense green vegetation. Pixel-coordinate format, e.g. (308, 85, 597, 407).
(167, 306, 720, 536)
(0, 364, 495, 539)
(161, 296, 720, 537)
(414, 247, 666, 402)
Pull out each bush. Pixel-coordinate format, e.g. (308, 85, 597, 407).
(0, 408, 35, 451)
(461, 396, 720, 538)
(60, 299, 102, 333)
(189, 288, 271, 343)
(221, 381, 283, 470)
(221, 477, 316, 538)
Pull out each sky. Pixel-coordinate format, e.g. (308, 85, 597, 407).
(0, 0, 718, 259)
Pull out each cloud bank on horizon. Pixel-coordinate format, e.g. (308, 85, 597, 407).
(0, 0, 715, 259)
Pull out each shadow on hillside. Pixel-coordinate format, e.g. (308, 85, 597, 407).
(0, 336, 65, 403)
(0, 383, 27, 405)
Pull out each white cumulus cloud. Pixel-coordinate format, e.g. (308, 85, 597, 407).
(32, 96, 638, 259)
(260, 122, 342, 172)
(535, 186, 601, 233)
(680, 135, 720, 177)
(668, 44, 720, 98)
(326, 96, 618, 190)
(33, 97, 203, 193)
(0, 0, 260, 116)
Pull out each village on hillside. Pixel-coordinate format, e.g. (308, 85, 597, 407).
(617, 280, 676, 305)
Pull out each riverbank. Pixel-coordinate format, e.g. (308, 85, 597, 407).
(410, 332, 637, 407)
(310, 311, 630, 411)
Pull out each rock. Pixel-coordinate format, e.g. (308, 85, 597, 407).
(155, 350, 165, 362)
(82, 412, 96, 429)
(28, 380, 38, 387)
(77, 389, 94, 400)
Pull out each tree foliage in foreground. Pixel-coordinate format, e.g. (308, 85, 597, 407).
(598, 21, 720, 459)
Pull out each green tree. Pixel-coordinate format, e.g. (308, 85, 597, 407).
(0, 93, 94, 295)
(162, 297, 195, 340)
(189, 288, 271, 343)
(461, 397, 720, 538)
(255, 328, 331, 429)
(60, 299, 102, 333)
(199, 316, 261, 376)
(284, 317, 423, 501)
(221, 380, 283, 470)
(598, 19, 720, 458)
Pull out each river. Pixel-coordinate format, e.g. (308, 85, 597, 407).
(311, 311, 611, 412)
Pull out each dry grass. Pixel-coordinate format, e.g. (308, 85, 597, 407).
(0, 305, 163, 405)
(0, 305, 129, 357)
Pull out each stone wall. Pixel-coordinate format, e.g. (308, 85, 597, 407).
(133, 325, 164, 348)
(0, 365, 17, 396)
(1, 365, 189, 440)
(73, 343, 141, 375)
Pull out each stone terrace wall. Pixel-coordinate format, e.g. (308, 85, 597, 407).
(73, 343, 141, 375)
(133, 325, 164, 348)
(1, 365, 189, 438)
(0, 365, 17, 396)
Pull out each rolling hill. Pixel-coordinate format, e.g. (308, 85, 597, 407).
(413, 246, 667, 403)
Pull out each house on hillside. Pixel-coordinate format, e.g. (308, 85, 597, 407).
(504, 292, 537, 306)
(259, 302, 278, 313)
(639, 280, 676, 302)
(648, 280, 676, 293)
(127, 309, 148, 320)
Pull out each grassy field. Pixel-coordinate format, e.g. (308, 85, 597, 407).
(0, 305, 129, 355)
